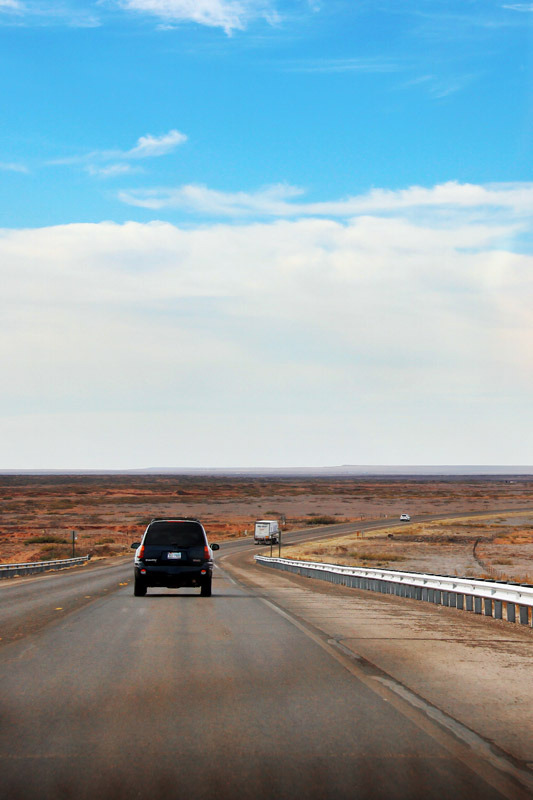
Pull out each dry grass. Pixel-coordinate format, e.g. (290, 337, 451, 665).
(287, 510, 533, 580)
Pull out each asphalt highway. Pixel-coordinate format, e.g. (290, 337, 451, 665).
(0, 513, 530, 800)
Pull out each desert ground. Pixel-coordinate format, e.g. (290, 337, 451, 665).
(0, 473, 531, 581)
(287, 511, 533, 583)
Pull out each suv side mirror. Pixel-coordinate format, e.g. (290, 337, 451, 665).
(211, 543, 220, 551)
(131, 542, 141, 549)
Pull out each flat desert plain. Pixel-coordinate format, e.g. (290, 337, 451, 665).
(0, 474, 532, 581)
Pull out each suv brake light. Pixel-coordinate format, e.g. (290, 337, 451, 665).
(204, 545, 210, 560)
(139, 544, 145, 558)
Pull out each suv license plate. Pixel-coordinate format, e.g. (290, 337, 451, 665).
(168, 552, 182, 560)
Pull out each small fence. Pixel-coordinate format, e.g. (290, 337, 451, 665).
(255, 556, 533, 627)
(0, 556, 90, 579)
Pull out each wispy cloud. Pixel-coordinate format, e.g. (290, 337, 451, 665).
(0, 1, 100, 27)
(119, 182, 303, 213)
(284, 57, 400, 74)
(0, 161, 29, 173)
(51, 129, 187, 177)
(427, 72, 481, 99)
(116, 0, 277, 34)
(399, 71, 480, 100)
(118, 180, 533, 224)
(85, 163, 141, 179)
(411, 6, 522, 34)
(503, 3, 533, 10)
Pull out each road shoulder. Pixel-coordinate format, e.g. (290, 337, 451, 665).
(219, 548, 533, 774)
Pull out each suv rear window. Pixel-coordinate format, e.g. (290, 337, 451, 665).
(144, 521, 205, 548)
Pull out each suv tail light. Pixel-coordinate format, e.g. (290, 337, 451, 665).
(204, 545, 210, 560)
(139, 544, 145, 558)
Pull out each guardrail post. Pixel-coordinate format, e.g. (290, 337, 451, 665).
(507, 603, 516, 623)
(456, 593, 464, 610)
(519, 606, 529, 625)
(474, 597, 482, 614)
(484, 598, 493, 617)
(494, 600, 503, 620)
(466, 595, 473, 611)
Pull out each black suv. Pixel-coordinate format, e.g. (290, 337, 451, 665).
(131, 518, 219, 597)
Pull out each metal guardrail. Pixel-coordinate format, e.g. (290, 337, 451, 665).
(0, 555, 90, 579)
(255, 555, 533, 626)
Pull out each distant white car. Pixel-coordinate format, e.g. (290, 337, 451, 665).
(400, 514, 411, 522)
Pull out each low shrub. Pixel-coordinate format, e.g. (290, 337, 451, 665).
(25, 535, 68, 545)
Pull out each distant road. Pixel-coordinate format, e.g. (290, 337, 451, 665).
(221, 506, 533, 555)
(1, 510, 531, 799)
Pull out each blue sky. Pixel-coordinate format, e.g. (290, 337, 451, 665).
(1, 0, 532, 468)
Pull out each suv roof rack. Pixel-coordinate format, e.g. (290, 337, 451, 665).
(150, 517, 201, 523)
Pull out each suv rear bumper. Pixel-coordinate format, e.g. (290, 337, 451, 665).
(135, 563, 212, 588)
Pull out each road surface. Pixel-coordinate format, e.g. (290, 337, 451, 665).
(0, 514, 531, 799)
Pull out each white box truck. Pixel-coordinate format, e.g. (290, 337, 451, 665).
(254, 519, 279, 545)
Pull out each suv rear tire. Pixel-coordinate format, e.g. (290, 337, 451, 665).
(134, 577, 147, 596)
(200, 578, 212, 597)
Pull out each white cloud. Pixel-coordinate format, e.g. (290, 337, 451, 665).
(118, 180, 533, 223)
(0, 0, 23, 9)
(1, 184, 532, 466)
(117, 0, 273, 34)
(124, 129, 187, 158)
